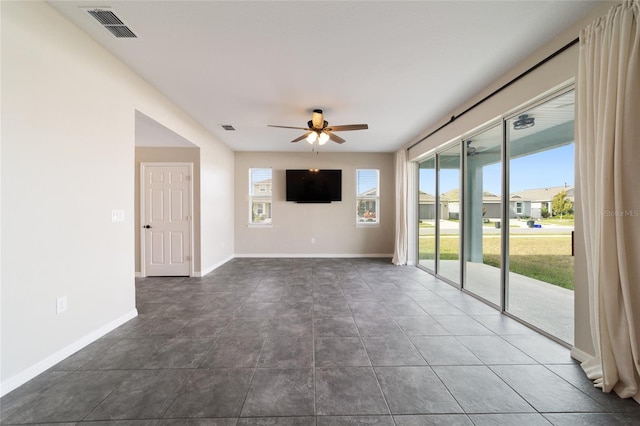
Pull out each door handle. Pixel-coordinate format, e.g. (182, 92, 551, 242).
(143, 225, 152, 229)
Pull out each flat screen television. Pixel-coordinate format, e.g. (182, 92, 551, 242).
(286, 169, 342, 203)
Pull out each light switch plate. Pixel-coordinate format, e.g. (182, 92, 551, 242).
(56, 296, 67, 314)
(111, 210, 125, 223)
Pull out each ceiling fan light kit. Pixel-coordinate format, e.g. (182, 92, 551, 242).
(306, 133, 317, 144)
(268, 109, 368, 146)
(513, 114, 535, 130)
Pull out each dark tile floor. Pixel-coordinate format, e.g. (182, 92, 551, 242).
(2, 258, 639, 425)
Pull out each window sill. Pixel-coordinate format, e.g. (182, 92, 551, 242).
(356, 222, 380, 228)
(248, 223, 273, 228)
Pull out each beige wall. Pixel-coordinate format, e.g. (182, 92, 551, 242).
(199, 142, 236, 273)
(406, 1, 616, 358)
(234, 152, 394, 257)
(1, 1, 234, 394)
(134, 148, 201, 274)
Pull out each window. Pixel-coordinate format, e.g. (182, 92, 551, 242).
(515, 202, 523, 215)
(356, 169, 379, 224)
(249, 168, 272, 225)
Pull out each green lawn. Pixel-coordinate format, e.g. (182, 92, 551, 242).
(419, 235, 574, 290)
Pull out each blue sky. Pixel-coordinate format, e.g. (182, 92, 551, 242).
(420, 144, 574, 195)
(357, 169, 379, 194)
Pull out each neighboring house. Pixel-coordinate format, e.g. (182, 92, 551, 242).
(418, 191, 436, 220)
(509, 186, 574, 218)
(418, 189, 501, 220)
(252, 178, 272, 195)
(481, 191, 502, 219)
(419, 187, 573, 220)
(251, 178, 272, 223)
(441, 189, 504, 220)
(356, 187, 380, 222)
(441, 189, 460, 219)
(418, 191, 450, 221)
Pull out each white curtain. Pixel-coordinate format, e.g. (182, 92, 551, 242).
(392, 149, 408, 265)
(576, 0, 640, 403)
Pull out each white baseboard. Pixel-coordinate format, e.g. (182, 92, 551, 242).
(0, 309, 138, 397)
(570, 346, 593, 363)
(134, 271, 142, 278)
(199, 255, 234, 277)
(234, 253, 394, 258)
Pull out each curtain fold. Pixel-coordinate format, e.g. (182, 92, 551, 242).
(392, 149, 408, 265)
(576, 0, 640, 404)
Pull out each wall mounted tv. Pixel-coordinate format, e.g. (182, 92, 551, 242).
(286, 169, 342, 203)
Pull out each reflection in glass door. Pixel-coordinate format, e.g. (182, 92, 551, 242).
(463, 125, 503, 306)
(418, 157, 436, 271)
(506, 90, 575, 344)
(437, 144, 461, 285)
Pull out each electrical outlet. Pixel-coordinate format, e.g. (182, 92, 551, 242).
(311, 237, 316, 244)
(56, 296, 67, 314)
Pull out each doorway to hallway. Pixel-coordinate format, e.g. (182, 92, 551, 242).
(140, 163, 193, 277)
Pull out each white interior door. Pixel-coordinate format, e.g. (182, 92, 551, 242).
(141, 163, 192, 276)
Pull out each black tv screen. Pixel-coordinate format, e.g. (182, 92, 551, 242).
(286, 169, 342, 203)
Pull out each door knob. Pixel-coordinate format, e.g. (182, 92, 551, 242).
(143, 225, 151, 229)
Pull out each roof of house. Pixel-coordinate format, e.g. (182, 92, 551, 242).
(418, 187, 573, 204)
(510, 186, 574, 202)
(359, 187, 378, 197)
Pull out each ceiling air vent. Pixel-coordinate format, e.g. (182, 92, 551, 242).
(221, 125, 236, 131)
(85, 8, 137, 38)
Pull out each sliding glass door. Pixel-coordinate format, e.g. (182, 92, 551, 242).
(437, 143, 461, 285)
(418, 157, 436, 271)
(415, 88, 576, 344)
(506, 90, 575, 343)
(463, 125, 503, 306)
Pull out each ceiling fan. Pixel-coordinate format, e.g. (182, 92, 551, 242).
(466, 140, 485, 157)
(268, 109, 368, 145)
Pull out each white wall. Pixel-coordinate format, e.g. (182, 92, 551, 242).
(200, 142, 235, 274)
(234, 152, 394, 257)
(406, 1, 617, 358)
(0, 1, 234, 394)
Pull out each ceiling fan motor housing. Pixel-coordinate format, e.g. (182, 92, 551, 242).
(311, 109, 325, 129)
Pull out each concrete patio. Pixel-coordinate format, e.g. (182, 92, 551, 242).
(445, 260, 573, 344)
(419, 219, 574, 345)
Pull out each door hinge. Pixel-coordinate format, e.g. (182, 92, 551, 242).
(186, 256, 191, 261)
(186, 175, 191, 181)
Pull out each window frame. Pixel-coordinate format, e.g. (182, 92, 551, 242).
(249, 167, 273, 227)
(356, 169, 380, 226)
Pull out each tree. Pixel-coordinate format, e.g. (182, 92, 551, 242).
(551, 190, 573, 217)
(541, 205, 550, 218)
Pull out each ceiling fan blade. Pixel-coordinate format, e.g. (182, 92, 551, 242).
(325, 124, 368, 132)
(327, 131, 345, 144)
(268, 125, 311, 131)
(291, 133, 310, 143)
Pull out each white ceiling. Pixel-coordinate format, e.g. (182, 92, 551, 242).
(49, 1, 599, 153)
